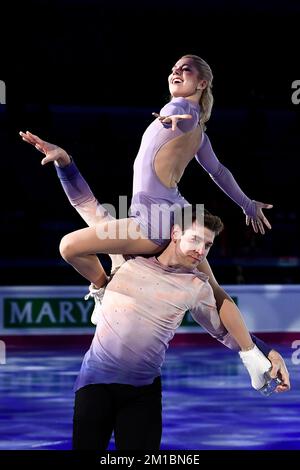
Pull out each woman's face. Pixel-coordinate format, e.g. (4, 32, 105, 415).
(168, 57, 202, 98)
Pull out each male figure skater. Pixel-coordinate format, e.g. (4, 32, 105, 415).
(71, 206, 289, 450)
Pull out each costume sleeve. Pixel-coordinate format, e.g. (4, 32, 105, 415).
(54, 159, 114, 227)
(190, 283, 271, 356)
(159, 99, 199, 133)
(190, 282, 239, 350)
(190, 304, 239, 350)
(195, 133, 257, 218)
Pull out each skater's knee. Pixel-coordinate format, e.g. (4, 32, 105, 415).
(59, 234, 78, 262)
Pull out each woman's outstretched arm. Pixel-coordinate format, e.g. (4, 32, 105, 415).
(19, 130, 110, 226)
(19, 131, 126, 273)
(195, 134, 273, 234)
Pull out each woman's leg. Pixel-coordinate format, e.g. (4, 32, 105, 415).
(61, 192, 127, 280)
(59, 218, 161, 288)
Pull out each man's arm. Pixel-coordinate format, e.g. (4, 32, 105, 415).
(196, 259, 290, 391)
(196, 258, 267, 353)
(190, 279, 290, 392)
(189, 282, 243, 351)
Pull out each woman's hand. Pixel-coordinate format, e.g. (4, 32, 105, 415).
(246, 201, 273, 234)
(152, 112, 192, 131)
(19, 130, 71, 168)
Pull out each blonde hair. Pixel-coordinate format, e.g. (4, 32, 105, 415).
(181, 54, 214, 130)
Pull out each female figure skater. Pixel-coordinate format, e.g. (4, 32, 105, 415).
(20, 54, 272, 310)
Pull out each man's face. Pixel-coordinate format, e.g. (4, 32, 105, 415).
(173, 221, 215, 268)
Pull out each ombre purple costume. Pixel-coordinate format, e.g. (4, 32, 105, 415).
(130, 97, 257, 245)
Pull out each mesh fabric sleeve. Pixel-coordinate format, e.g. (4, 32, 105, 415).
(54, 159, 126, 271)
(54, 159, 114, 227)
(158, 100, 198, 133)
(195, 133, 257, 218)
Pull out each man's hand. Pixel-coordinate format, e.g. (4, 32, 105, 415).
(268, 349, 291, 392)
(245, 200, 273, 235)
(239, 344, 273, 390)
(19, 131, 71, 168)
(152, 112, 192, 131)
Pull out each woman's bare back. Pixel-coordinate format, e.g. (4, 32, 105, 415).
(154, 125, 202, 188)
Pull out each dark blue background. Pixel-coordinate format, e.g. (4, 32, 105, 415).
(1, 0, 299, 284)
